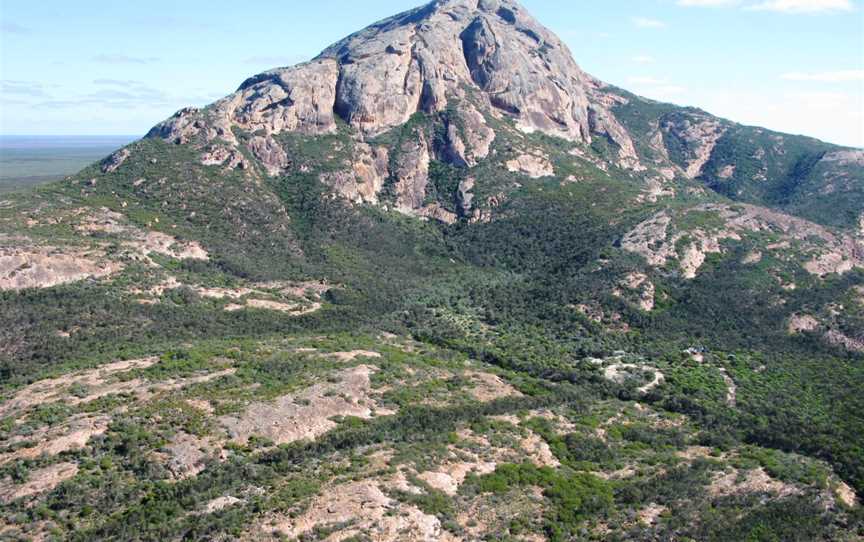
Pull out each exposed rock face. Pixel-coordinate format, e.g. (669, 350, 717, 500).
(457, 176, 476, 215)
(617, 272, 655, 311)
(460, 8, 591, 137)
(717, 164, 736, 179)
(0, 462, 79, 503)
(679, 237, 725, 279)
(219, 365, 392, 446)
(824, 330, 864, 353)
(148, 0, 639, 184)
(0, 245, 122, 291)
(660, 113, 726, 178)
(165, 432, 217, 479)
(505, 152, 554, 178)
(266, 481, 451, 541)
(248, 136, 290, 176)
(201, 146, 245, 170)
(623, 204, 864, 279)
(821, 149, 864, 167)
(709, 467, 800, 499)
(320, 143, 390, 204)
(788, 314, 819, 334)
(418, 203, 458, 224)
(444, 103, 496, 167)
(394, 134, 432, 213)
(101, 148, 130, 173)
(0, 414, 110, 465)
(131, 231, 210, 261)
(146, 107, 207, 144)
(621, 212, 675, 267)
(232, 59, 341, 136)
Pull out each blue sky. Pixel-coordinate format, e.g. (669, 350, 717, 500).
(1, 0, 862, 146)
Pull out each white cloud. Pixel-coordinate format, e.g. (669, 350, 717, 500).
(746, 0, 854, 12)
(781, 70, 864, 81)
(632, 17, 667, 28)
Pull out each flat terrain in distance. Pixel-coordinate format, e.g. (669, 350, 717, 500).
(0, 135, 135, 193)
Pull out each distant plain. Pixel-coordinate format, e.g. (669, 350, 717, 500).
(0, 135, 135, 193)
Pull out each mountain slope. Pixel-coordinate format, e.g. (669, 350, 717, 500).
(0, 0, 862, 540)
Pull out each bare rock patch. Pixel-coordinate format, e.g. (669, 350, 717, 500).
(466, 371, 522, 402)
(638, 503, 667, 525)
(165, 432, 219, 479)
(100, 148, 130, 173)
(709, 467, 799, 499)
(0, 245, 123, 291)
(505, 152, 554, 178)
(0, 357, 158, 418)
(622, 204, 863, 279)
(0, 414, 110, 465)
(788, 314, 819, 334)
(603, 363, 664, 394)
(261, 480, 452, 542)
(0, 462, 79, 503)
(219, 365, 393, 446)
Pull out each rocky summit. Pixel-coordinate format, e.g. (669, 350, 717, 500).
(0, 1, 862, 540)
(144, 1, 635, 220)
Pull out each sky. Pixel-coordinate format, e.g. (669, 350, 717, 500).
(0, 0, 862, 147)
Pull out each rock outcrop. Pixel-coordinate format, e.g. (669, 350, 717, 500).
(248, 135, 290, 176)
(622, 204, 864, 279)
(146, 0, 642, 214)
(139, 0, 860, 231)
(101, 149, 130, 173)
(0, 245, 122, 291)
(394, 134, 432, 213)
(506, 152, 554, 178)
(320, 143, 390, 204)
(659, 113, 726, 178)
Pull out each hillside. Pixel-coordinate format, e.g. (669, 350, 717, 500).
(0, 0, 862, 540)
